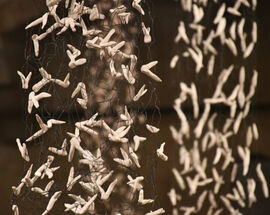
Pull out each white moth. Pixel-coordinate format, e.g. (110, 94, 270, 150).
(201, 131, 216, 152)
(146, 124, 160, 133)
(207, 55, 215, 76)
(243, 42, 255, 58)
(80, 19, 101, 37)
(12, 182, 25, 196)
(32, 34, 41, 57)
(230, 101, 237, 118)
(175, 21, 190, 44)
(28, 91, 51, 113)
(31, 180, 54, 197)
(26, 114, 66, 142)
(236, 180, 246, 200)
(222, 149, 234, 171)
(51, 73, 70, 88)
(252, 22, 257, 43)
(75, 122, 98, 137)
(66, 166, 82, 191)
(172, 168, 185, 190)
(132, 0, 145, 15)
(252, 123, 259, 140)
(107, 125, 130, 144)
(231, 163, 238, 182)
(246, 69, 258, 101)
(142, 22, 151, 43)
(32, 67, 52, 93)
(237, 146, 250, 176)
(96, 170, 114, 186)
(245, 126, 253, 147)
(108, 41, 126, 57)
(77, 194, 97, 215)
(25, 12, 49, 30)
(220, 195, 235, 213)
(188, 47, 203, 73)
(187, 174, 200, 195)
(71, 82, 88, 109)
(215, 18, 226, 38)
(213, 65, 234, 98)
(194, 103, 210, 138)
(213, 208, 223, 215)
(237, 18, 245, 41)
(190, 83, 199, 119)
(145, 208, 165, 215)
(192, 4, 204, 24)
(127, 175, 144, 193)
(133, 84, 147, 101)
(138, 189, 154, 205)
(247, 178, 257, 207)
(86, 36, 100, 49)
(16, 138, 30, 162)
(256, 163, 269, 198)
(243, 101, 251, 118)
(109, 60, 121, 78)
(213, 147, 224, 165)
(222, 118, 233, 134)
(46, 0, 62, 7)
(113, 147, 132, 167)
(129, 147, 141, 168)
(48, 138, 68, 156)
(141, 61, 162, 82)
(252, 0, 257, 10)
(12, 205, 19, 215)
(17, 71, 32, 89)
(227, 7, 241, 16)
(208, 191, 217, 208)
(156, 142, 168, 161)
(173, 98, 190, 138)
(167, 188, 181, 206)
(98, 29, 115, 47)
(170, 55, 179, 69)
(71, 82, 87, 99)
(227, 188, 245, 208)
(233, 112, 243, 134)
(118, 12, 131, 24)
(89, 4, 105, 21)
(67, 130, 82, 162)
(197, 191, 208, 212)
(122, 64, 135, 85)
(133, 135, 147, 151)
(41, 191, 62, 215)
(20, 164, 34, 188)
(213, 3, 226, 24)
(208, 113, 217, 131)
(120, 106, 133, 126)
(180, 206, 196, 215)
(229, 21, 237, 41)
(203, 30, 217, 55)
(66, 44, 86, 69)
(97, 179, 118, 200)
(212, 167, 224, 194)
(181, 0, 192, 12)
(189, 23, 205, 45)
(225, 38, 238, 56)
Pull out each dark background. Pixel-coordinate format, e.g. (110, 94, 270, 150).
(0, 0, 270, 214)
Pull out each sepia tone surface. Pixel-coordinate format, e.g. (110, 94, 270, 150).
(0, 0, 269, 214)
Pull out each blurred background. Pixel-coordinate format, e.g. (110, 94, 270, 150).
(0, 0, 270, 214)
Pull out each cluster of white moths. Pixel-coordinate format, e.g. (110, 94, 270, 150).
(168, 0, 268, 215)
(14, 0, 165, 215)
